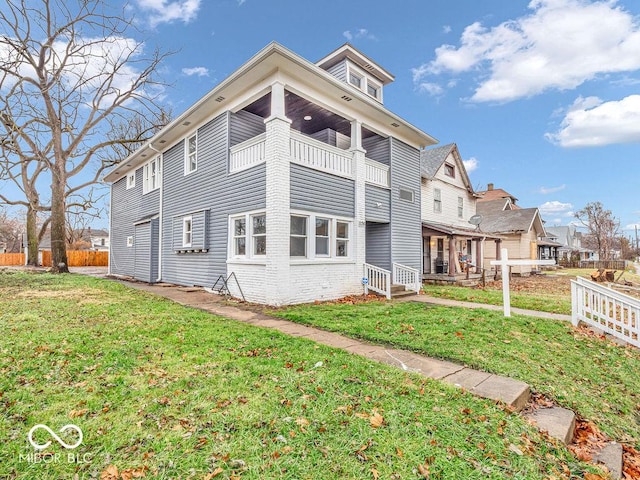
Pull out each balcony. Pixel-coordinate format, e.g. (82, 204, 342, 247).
(229, 131, 390, 189)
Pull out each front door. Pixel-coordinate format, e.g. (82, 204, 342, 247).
(423, 236, 431, 274)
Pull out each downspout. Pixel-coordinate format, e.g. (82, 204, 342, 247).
(108, 182, 113, 275)
(149, 143, 163, 282)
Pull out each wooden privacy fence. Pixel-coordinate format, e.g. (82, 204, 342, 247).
(560, 259, 627, 270)
(0, 253, 25, 266)
(42, 250, 108, 267)
(571, 276, 639, 348)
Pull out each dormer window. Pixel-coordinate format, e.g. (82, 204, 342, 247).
(367, 82, 379, 98)
(349, 71, 362, 88)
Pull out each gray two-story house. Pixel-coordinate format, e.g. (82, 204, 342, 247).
(105, 43, 437, 305)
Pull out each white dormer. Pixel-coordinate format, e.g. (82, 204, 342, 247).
(316, 44, 394, 104)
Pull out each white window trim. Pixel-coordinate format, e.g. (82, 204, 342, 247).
(126, 236, 134, 247)
(228, 210, 266, 262)
(399, 187, 415, 203)
(290, 214, 308, 258)
(345, 61, 383, 102)
(182, 216, 193, 248)
(315, 216, 331, 258)
(143, 156, 161, 194)
(231, 216, 247, 258)
(185, 132, 198, 175)
(458, 196, 464, 218)
(290, 210, 353, 261)
(444, 163, 455, 178)
(434, 188, 442, 213)
(126, 172, 135, 190)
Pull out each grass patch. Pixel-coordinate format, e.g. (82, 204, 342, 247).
(275, 300, 640, 448)
(0, 271, 592, 479)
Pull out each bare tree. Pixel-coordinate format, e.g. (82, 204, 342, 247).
(0, 0, 172, 272)
(575, 202, 620, 261)
(0, 207, 25, 253)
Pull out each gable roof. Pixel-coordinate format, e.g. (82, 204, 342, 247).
(420, 143, 476, 194)
(477, 186, 519, 206)
(475, 205, 545, 236)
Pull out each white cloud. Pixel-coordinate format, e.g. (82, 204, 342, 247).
(463, 157, 478, 172)
(539, 200, 573, 217)
(624, 223, 640, 230)
(443, 25, 452, 34)
(545, 94, 640, 147)
(182, 66, 209, 77)
(413, 0, 640, 102)
(343, 28, 377, 42)
(136, 0, 201, 27)
(237, 0, 246, 4)
(539, 184, 566, 194)
(417, 82, 444, 96)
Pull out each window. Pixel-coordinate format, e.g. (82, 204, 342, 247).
(434, 188, 442, 213)
(349, 71, 362, 88)
(126, 172, 135, 189)
(399, 187, 414, 203)
(458, 196, 464, 218)
(444, 163, 455, 177)
(315, 217, 330, 256)
(232, 217, 246, 256)
(126, 236, 134, 247)
(290, 215, 307, 257)
(143, 157, 161, 194)
(183, 216, 193, 247)
(185, 133, 197, 174)
(252, 214, 266, 256)
(336, 221, 349, 257)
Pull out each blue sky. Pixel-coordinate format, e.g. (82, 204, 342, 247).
(5, 0, 640, 235)
(128, 0, 639, 234)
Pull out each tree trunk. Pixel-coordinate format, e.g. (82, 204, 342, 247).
(26, 207, 39, 265)
(50, 167, 69, 273)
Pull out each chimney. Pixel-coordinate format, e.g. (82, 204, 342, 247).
(487, 183, 494, 191)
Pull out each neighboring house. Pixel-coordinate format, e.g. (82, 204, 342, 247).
(419, 143, 501, 279)
(476, 197, 547, 275)
(105, 42, 437, 305)
(87, 228, 110, 251)
(476, 183, 520, 208)
(545, 225, 596, 261)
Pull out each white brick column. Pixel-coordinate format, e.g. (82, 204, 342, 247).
(264, 81, 292, 305)
(351, 120, 367, 288)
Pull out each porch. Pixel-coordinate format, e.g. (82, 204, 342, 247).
(422, 222, 503, 285)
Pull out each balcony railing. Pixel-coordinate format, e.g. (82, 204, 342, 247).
(290, 130, 353, 178)
(365, 158, 390, 188)
(229, 133, 266, 173)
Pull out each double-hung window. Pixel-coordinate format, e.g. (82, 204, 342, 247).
(232, 217, 246, 256)
(182, 216, 193, 247)
(126, 172, 135, 189)
(290, 215, 307, 257)
(252, 214, 266, 256)
(143, 157, 161, 194)
(315, 218, 330, 256)
(336, 221, 349, 257)
(185, 133, 197, 174)
(458, 196, 464, 218)
(434, 188, 442, 213)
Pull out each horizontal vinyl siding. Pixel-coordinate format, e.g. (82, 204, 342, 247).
(390, 138, 421, 270)
(365, 184, 390, 222)
(290, 163, 354, 217)
(421, 179, 476, 227)
(363, 136, 390, 165)
(366, 222, 391, 271)
(162, 111, 266, 287)
(230, 110, 265, 147)
(110, 168, 159, 277)
(325, 60, 347, 83)
(134, 222, 151, 282)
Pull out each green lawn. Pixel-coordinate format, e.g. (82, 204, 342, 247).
(274, 301, 640, 449)
(0, 272, 592, 479)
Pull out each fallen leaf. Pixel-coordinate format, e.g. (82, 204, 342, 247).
(508, 444, 523, 456)
(370, 410, 384, 428)
(417, 458, 431, 478)
(371, 467, 380, 479)
(100, 465, 118, 480)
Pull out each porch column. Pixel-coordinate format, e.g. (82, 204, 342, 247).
(350, 119, 367, 285)
(476, 238, 483, 274)
(264, 81, 292, 305)
(495, 239, 502, 279)
(448, 235, 456, 276)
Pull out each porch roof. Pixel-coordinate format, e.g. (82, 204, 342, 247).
(422, 221, 503, 240)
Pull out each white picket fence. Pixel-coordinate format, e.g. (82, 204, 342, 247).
(571, 276, 640, 348)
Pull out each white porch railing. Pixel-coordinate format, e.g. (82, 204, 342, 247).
(290, 130, 353, 179)
(365, 158, 390, 188)
(229, 133, 266, 173)
(364, 263, 391, 299)
(571, 276, 640, 348)
(393, 263, 422, 294)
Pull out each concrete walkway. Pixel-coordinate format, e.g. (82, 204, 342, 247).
(122, 281, 531, 411)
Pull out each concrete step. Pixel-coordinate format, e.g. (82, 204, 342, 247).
(594, 442, 623, 479)
(390, 284, 406, 293)
(391, 290, 417, 299)
(524, 407, 575, 445)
